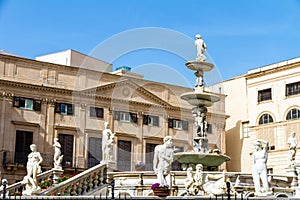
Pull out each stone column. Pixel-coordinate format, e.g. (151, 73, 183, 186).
(46, 100, 55, 148)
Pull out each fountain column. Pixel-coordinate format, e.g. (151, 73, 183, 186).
(174, 34, 230, 170)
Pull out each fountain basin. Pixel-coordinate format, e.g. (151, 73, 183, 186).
(180, 92, 220, 107)
(174, 152, 230, 167)
(185, 60, 214, 72)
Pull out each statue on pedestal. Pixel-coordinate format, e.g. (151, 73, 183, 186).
(0, 179, 9, 198)
(153, 136, 174, 186)
(287, 131, 297, 167)
(252, 139, 271, 196)
(53, 138, 64, 170)
(195, 34, 207, 61)
(22, 144, 43, 195)
(101, 122, 115, 163)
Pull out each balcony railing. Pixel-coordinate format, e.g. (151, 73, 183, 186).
(2, 151, 54, 168)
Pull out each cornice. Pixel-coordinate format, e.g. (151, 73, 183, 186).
(0, 79, 73, 95)
(245, 61, 300, 80)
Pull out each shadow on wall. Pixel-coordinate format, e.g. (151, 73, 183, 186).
(225, 120, 243, 172)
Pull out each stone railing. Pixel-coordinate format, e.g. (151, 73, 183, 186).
(109, 171, 294, 197)
(42, 163, 107, 196)
(0, 168, 63, 195)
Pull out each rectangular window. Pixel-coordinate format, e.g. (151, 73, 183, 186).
(15, 130, 33, 164)
(120, 111, 130, 122)
(242, 121, 250, 138)
(13, 97, 41, 111)
(286, 81, 300, 96)
(58, 134, 74, 168)
(168, 118, 188, 131)
(258, 88, 272, 102)
(143, 115, 159, 126)
(113, 111, 137, 123)
(55, 103, 74, 115)
(90, 106, 104, 118)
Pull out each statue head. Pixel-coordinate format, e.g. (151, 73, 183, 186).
(30, 144, 37, 151)
(291, 131, 296, 137)
(196, 164, 203, 171)
(253, 140, 262, 150)
(163, 136, 173, 147)
(104, 121, 109, 128)
(195, 34, 201, 39)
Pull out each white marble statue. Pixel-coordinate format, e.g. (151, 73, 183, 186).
(0, 179, 9, 197)
(102, 122, 115, 163)
(195, 34, 207, 61)
(252, 139, 271, 196)
(22, 144, 43, 195)
(153, 136, 174, 186)
(184, 167, 195, 195)
(288, 131, 297, 167)
(53, 138, 64, 170)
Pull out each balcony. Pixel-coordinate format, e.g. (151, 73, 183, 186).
(2, 151, 54, 170)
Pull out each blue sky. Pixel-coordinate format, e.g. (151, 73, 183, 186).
(1, 0, 300, 87)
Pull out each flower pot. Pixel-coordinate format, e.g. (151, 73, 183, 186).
(135, 166, 145, 171)
(153, 189, 170, 197)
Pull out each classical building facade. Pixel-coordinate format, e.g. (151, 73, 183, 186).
(212, 57, 300, 174)
(0, 51, 226, 183)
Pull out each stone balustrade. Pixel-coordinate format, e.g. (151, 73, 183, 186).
(42, 163, 107, 196)
(0, 168, 63, 195)
(109, 171, 294, 197)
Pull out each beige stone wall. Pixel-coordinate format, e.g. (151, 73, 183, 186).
(220, 58, 300, 174)
(0, 54, 227, 183)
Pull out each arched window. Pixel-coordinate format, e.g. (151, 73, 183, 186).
(286, 108, 300, 120)
(259, 114, 274, 125)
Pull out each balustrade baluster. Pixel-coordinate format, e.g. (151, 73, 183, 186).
(83, 177, 88, 194)
(89, 175, 94, 191)
(77, 179, 83, 195)
(93, 173, 99, 188)
(71, 183, 78, 195)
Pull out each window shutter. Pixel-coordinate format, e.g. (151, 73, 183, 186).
(113, 111, 120, 121)
(13, 97, 20, 107)
(67, 104, 74, 115)
(19, 98, 26, 108)
(130, 112, 138, 123)
(33, 100, 41, 111)
(143, 115, 149, 125)
(153, 116, 159, 126)
(168, 118, 173, 128)
(182, 120, 189, 131)
(54, 103, 61, 113)
(97, 108, 104, 118)
(207, 123, 212, 133)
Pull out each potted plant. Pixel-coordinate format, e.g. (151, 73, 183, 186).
(135, 162, 145, 171)
(151, 183, 170, 197)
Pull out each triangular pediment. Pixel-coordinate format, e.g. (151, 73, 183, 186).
(81, 79, 176, 109)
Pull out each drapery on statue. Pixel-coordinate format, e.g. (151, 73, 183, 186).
(102, 122, 115, 163)
(287, 131, 297, 167)
(195, 34, 207, 61)
(153, 136, 174, 186)
(22, 144, 43, 195)
(53, 137, 64, 169)
(252, 139, 271, 196)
